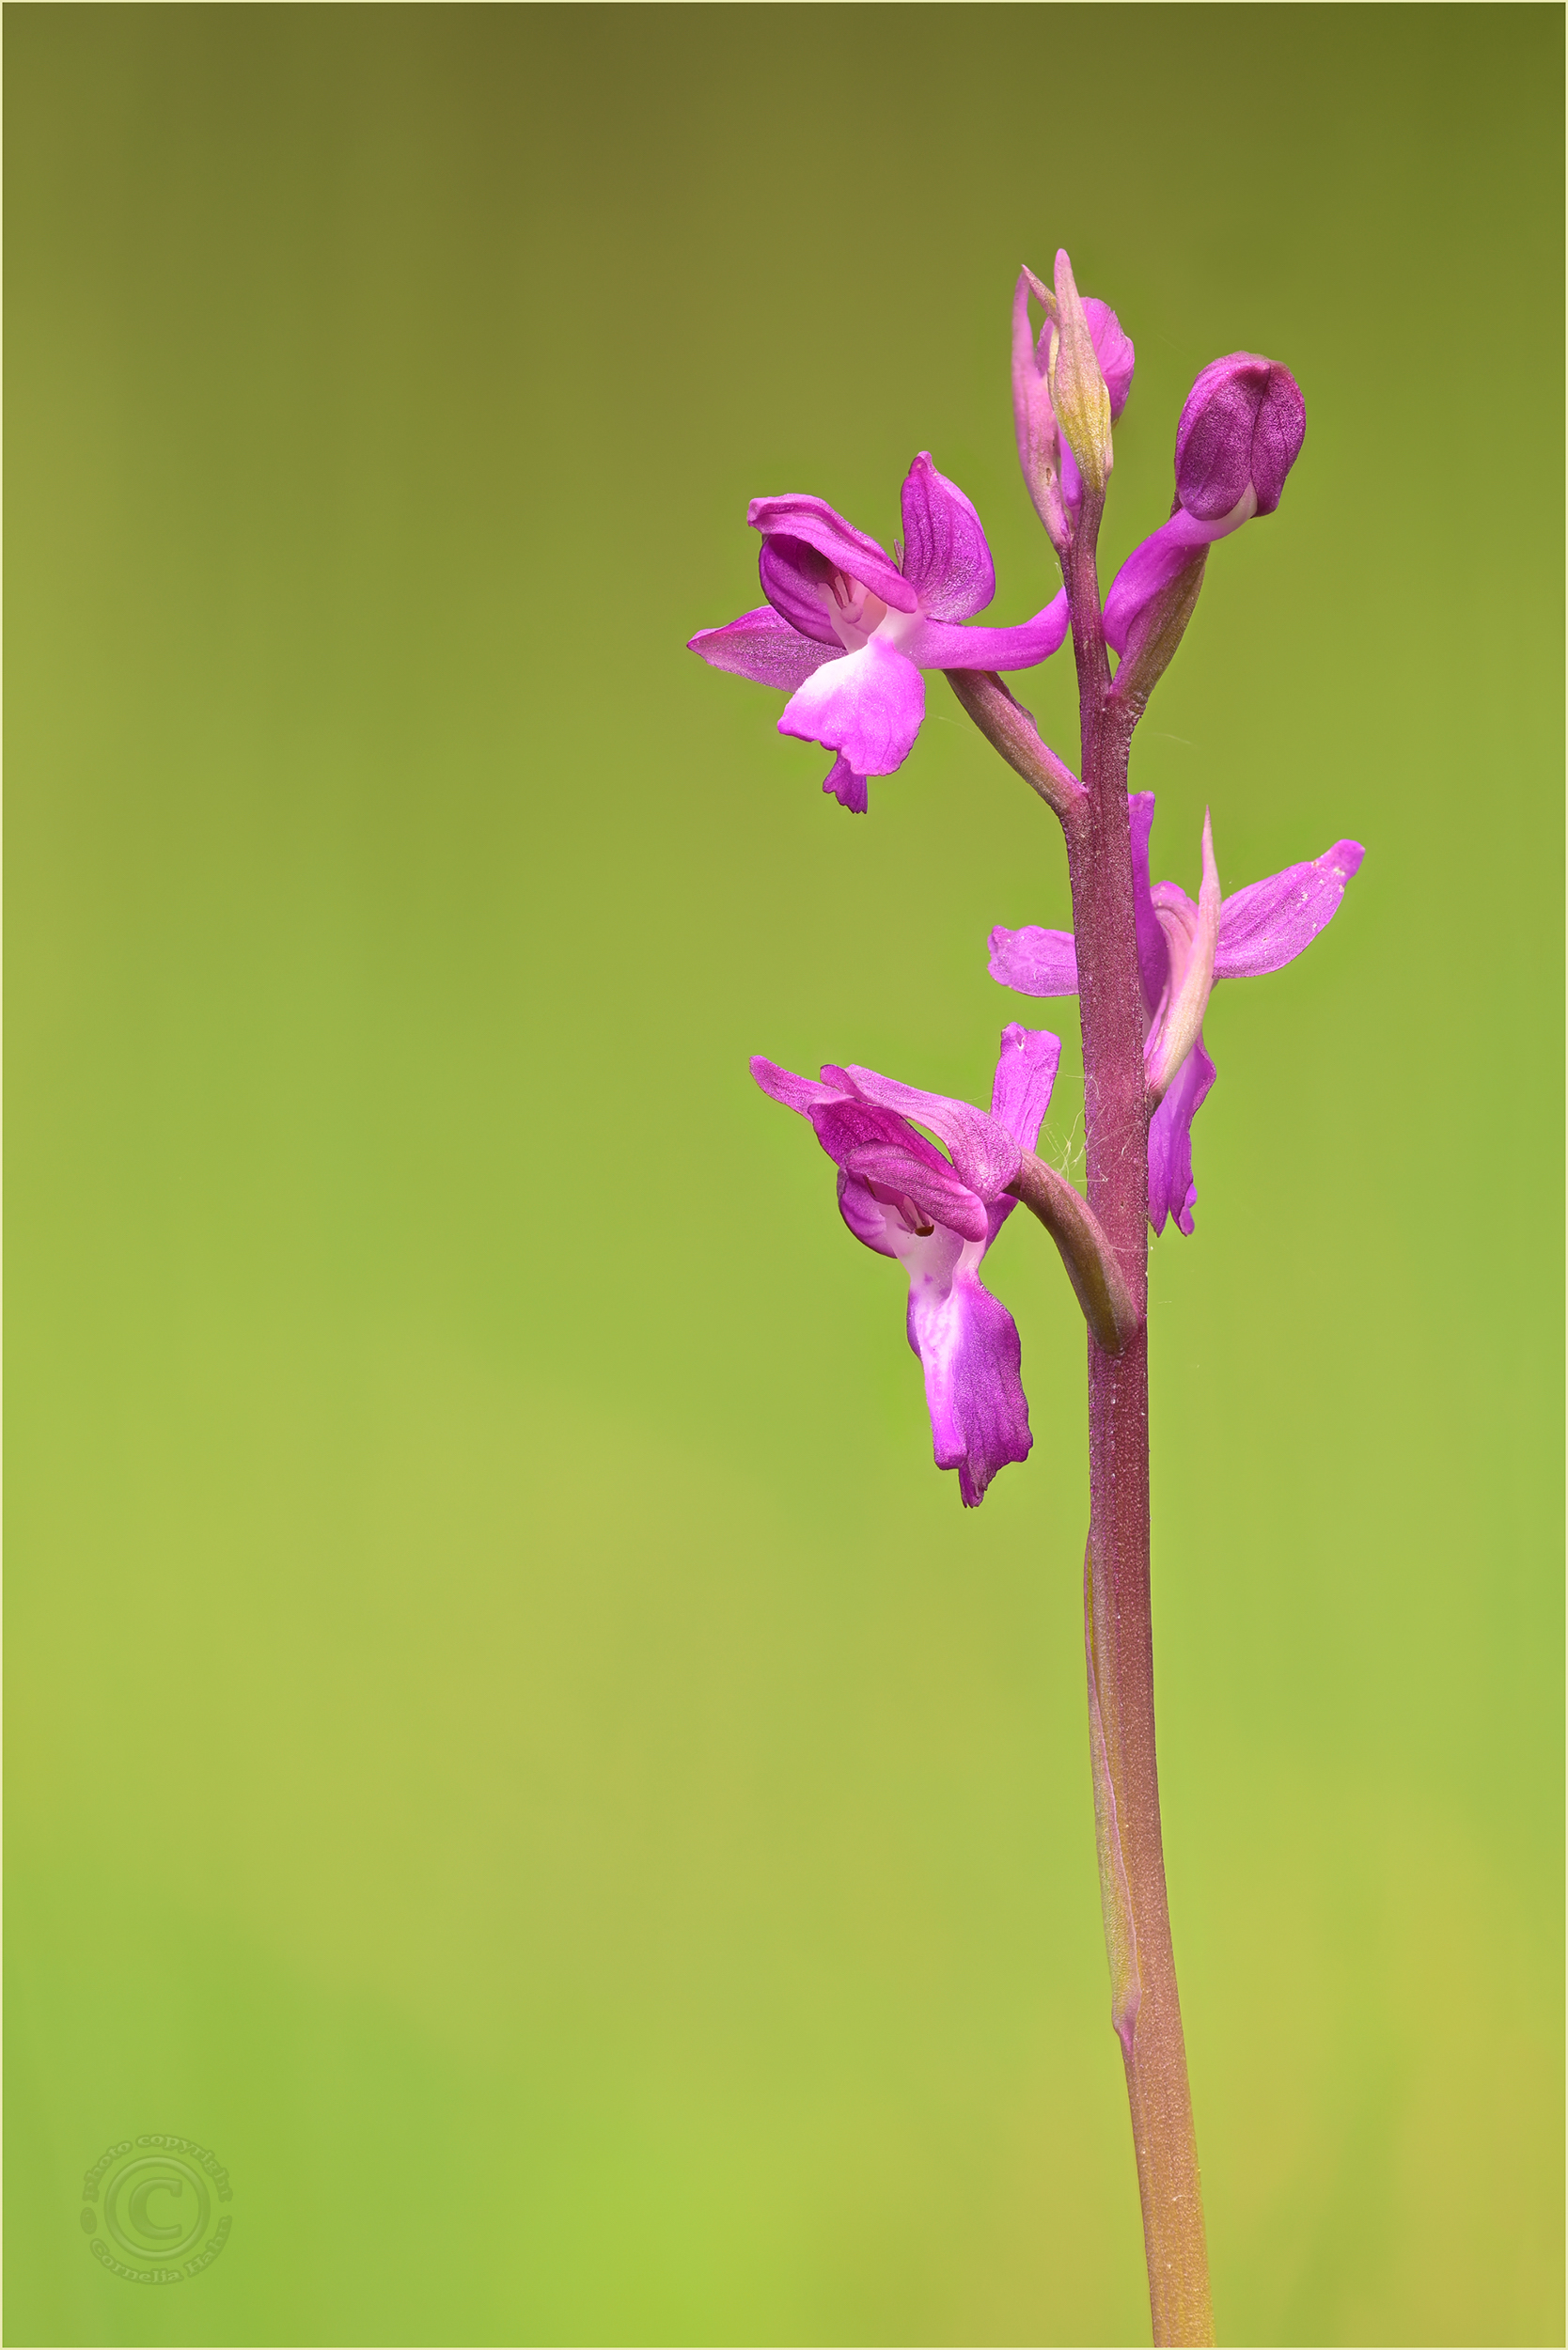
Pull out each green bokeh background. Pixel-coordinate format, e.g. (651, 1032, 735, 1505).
(7, 8, 1562, 2344)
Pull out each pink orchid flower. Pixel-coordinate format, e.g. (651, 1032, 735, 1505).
(1011, 258, 1137, 540)
(689, 455, 1068, 813)
(1104, 352, 1307, 660)
(987, 794, 1363, 1234)
(750, 1025, 1060, 1504)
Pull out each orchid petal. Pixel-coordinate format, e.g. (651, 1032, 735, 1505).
(1147, 1033, 1215, 1237)
(1175, 353, 1306, 520)
(822, 753, 870, 814)
(753, 1057, 990, 1241)
(842, 1140, 989, 1243)
(844, 1065, 1022, 1201)
(1247, 365, 1308, 514)
(812, 1072, 991, 1240)
(987, 925, 1079, 998)
(778, 637, 925, 777)
(1214, 840, 1365, 978)
(758, 538, 842, 645)
(748, 494, 917, 614)
(807, 1086, 952, 1183)
(898, 453, 996, 621)
(1083, 297, 1136, 421)
(989, 1024, 1061, 1155)
(900, 590, 1070, 673)
(836, 1168, 902, 1258)
(689, 605, 844, 690)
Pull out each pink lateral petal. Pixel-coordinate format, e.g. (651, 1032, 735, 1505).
(1083, 297, 1136, 420)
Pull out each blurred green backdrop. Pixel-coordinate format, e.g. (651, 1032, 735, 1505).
(7, 7, 1562, 2344)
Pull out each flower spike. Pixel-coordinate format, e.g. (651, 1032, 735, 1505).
(704, 260, 1363, 2342)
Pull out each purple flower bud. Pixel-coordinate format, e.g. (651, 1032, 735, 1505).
(1173, 353, 1305, 522)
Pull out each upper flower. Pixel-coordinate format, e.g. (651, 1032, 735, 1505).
(1012, 251, 1136, 542)
(1175, 354, 1306, 521)
(750, 1025, 1061, 1504)
(1104, 352, 1307, 666)
(987, 795, 1363, 1234)
(689, 455, 1069, 814)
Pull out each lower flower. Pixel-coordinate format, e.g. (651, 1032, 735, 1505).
(751, 1026, 1060, 1505)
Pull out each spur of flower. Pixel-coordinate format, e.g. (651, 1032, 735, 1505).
(988, 792, 1364, 1233)
(688, 454, 1069, 812)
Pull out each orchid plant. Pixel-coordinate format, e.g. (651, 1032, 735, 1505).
(690, 249, 1361, 2347)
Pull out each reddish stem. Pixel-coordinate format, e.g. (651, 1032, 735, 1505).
(1058, 492, 1215, 2346)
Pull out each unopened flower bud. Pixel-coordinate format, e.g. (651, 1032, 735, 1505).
(1174, 353, 1305, 521)
(1048, 249, 1114, 496)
